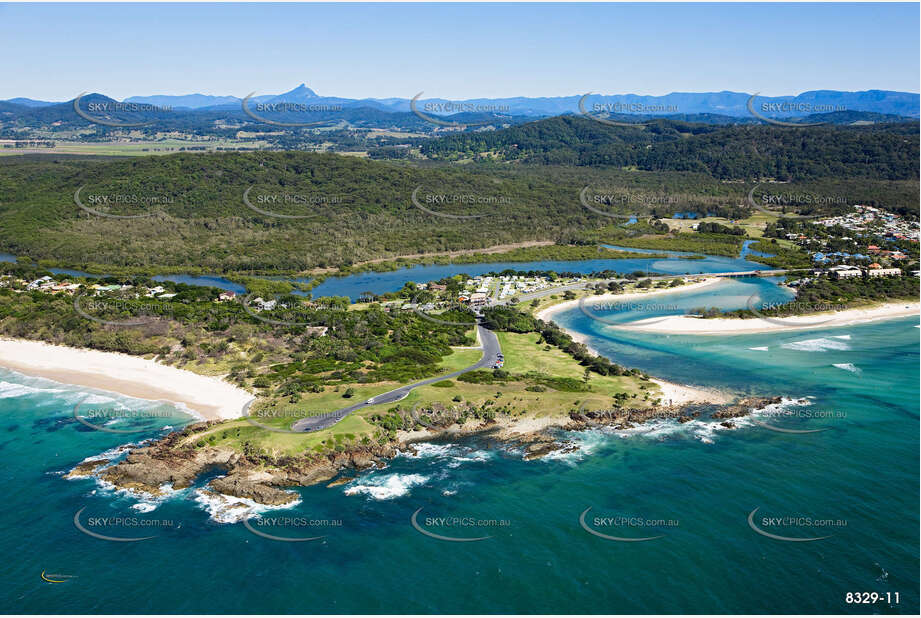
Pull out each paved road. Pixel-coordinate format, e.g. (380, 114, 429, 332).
(289, 268, 785, 431)
(291, 324, 501, 432)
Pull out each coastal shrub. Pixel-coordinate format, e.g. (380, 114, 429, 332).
(458, 370, 508, 385)
(529, 376, 591, 392)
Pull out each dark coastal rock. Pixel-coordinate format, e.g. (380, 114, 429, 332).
(209, 475, 297, 506)
(276, 460, 340, 486)
(101, 445, 240, 494)
(712, 396, 781, 419)
(568, 404, 684, 429)
(500, 430, 577, 461)
(348, 451, 377, 469)
(326, 476, 355, 488)
(522, 440, 577, 461)
(65, 458, 110, 479)
(92, 393, 785, 507)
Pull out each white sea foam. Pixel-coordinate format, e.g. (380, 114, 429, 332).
(131, 502, 158, 513)
(90, 476, 182, 504)
(447, 449, 493, 468)
(343, 473, 429, 500)
(79, 440, 147, 464)
(74, 393, 122, 406)
(832, 363, 861, 374)
(831, 334, 851, 340)
(399, 443, 493, 470)
(541, 429, 613, 463)
(193, 487, 301, 524)
(171, 401, 204, 422)
(399, 443, 459, 459)
(750, 396, 814, 428)
(0, 380, 67, 399)
(749, 346, 769, 351)
(781, 337, 851, 352)
(552, 412, 755, 450)
(685, 416, 755, 443)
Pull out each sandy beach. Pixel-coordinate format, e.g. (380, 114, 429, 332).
(0, 338, 254, 420)
(535, 277, 725, 323)
(649, 378, 732, 405)
(539, 304, 730, 405)
(531, 278, 732, 405)
(620, 302, 920, 335)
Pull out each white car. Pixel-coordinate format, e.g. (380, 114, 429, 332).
(366, 398, 375, 405)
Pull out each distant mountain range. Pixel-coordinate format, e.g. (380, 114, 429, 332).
(4, 84, 919, 119)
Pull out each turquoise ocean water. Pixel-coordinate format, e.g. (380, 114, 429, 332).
(1, 276, 917, 614)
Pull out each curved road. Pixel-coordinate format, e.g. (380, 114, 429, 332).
(291, 324, 500, 432)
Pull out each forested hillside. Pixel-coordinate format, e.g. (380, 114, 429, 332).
(420, 116, 920, 181)
(0, 148, 915, 274)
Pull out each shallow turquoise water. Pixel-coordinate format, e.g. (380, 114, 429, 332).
(1, 288, 917, 613)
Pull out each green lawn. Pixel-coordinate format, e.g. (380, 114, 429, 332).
(189, 328, 659, 456)
(438, 346, 483, 372)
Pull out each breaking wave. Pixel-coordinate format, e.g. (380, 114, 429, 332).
(343, 473, 429, 500)
(781, 337, 851, 352)
(194, 487, 301, 524)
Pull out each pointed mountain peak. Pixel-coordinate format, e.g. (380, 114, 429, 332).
(278, 83, 318, 99)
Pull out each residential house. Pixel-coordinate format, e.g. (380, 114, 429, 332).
(867, 268, 902, 278)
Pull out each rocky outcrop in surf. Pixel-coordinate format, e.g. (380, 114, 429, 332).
(69, 396, 780, 507)
(90, 421, 399, 505)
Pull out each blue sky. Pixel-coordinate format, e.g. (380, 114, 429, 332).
(1, 2, 918, 100)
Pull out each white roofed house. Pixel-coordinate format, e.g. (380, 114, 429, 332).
(830, 266, 862, 279)
(27, 276, 52, 290)
(251, 297, 277, 311)
(867, 268, 902, 278)
(469, 292, 488, 307)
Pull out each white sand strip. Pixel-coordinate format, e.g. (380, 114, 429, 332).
(650, 378, 732, 405)
(0, 338, 254, 420)
(534, 277, 725, 322)
(621, 302, 920, 335)
(533, 295, 730, 406)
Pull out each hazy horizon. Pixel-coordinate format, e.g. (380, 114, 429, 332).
(1, 2, 918, 101)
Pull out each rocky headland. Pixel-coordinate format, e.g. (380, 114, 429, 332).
(68, 395, 781, 508)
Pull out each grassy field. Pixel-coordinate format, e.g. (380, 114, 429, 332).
(188, 329, 658, 456)
(665, 212, 775, 237)
(0, 139, 273, 157)
(438, 346, 483, 372)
